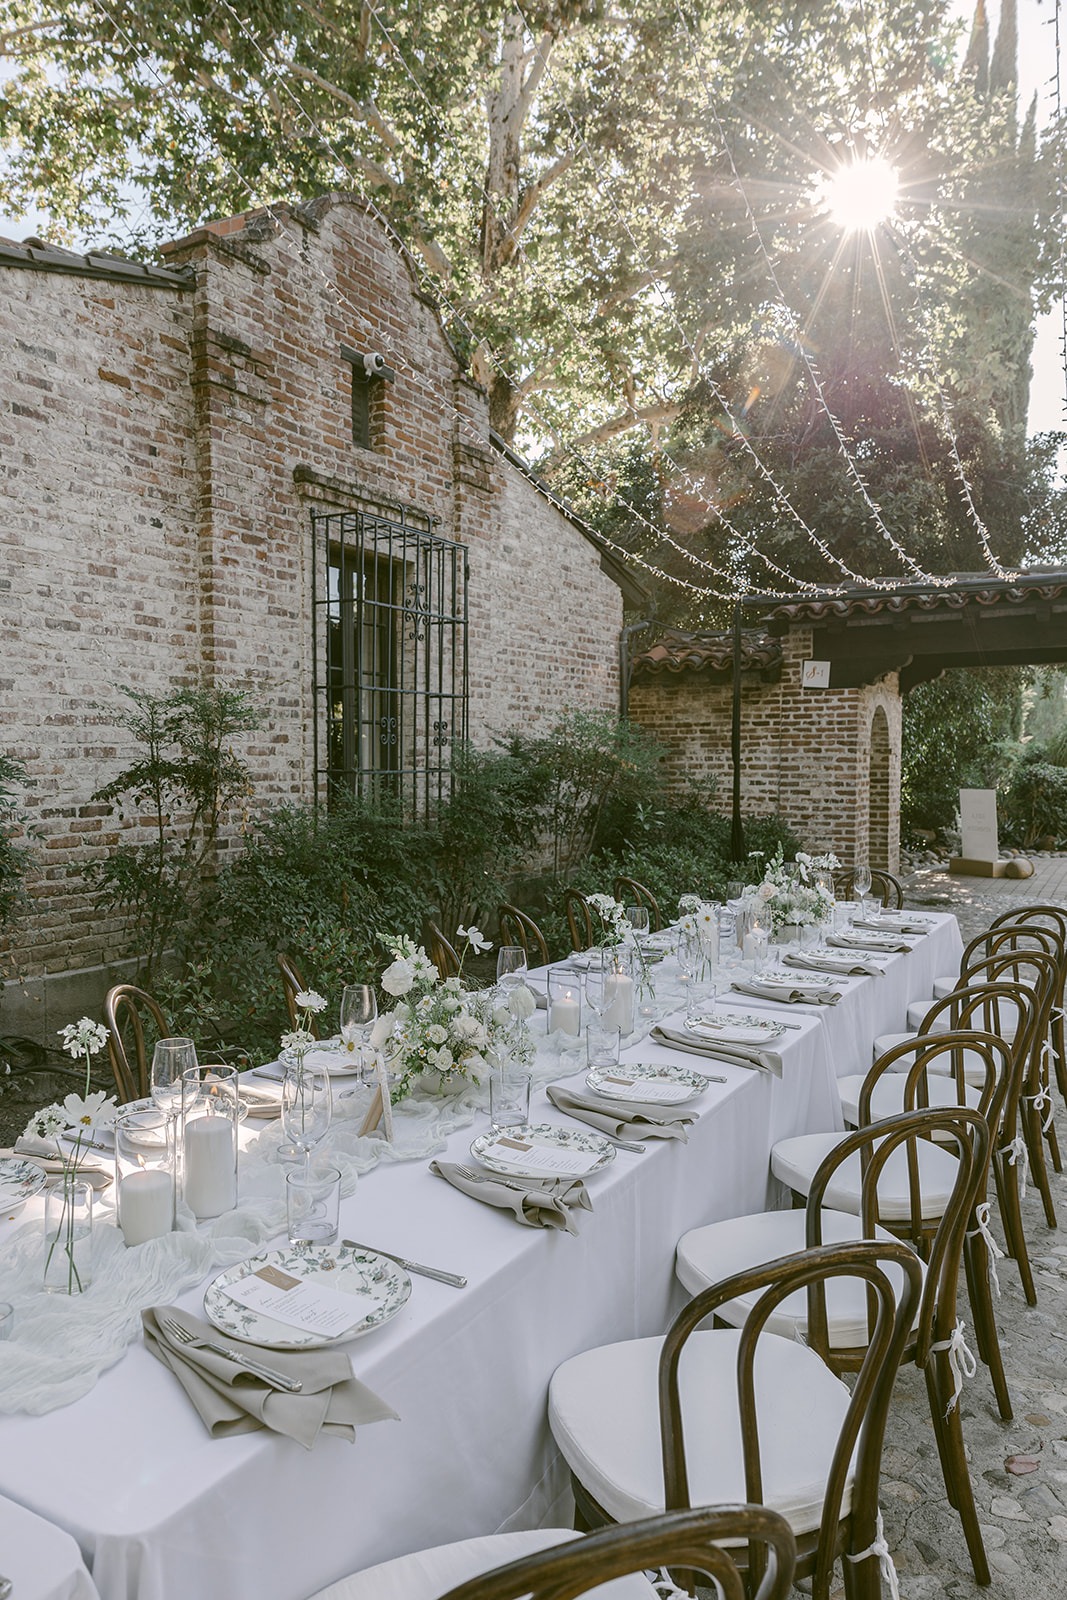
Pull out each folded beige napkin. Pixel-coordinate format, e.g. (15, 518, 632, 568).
(850, 918, 927, 937)
(828, 932, 914, 954)
(8, 1139, 113, 1188)
(142, 1306, 397, 1449)
(783, 952, 885, 978)
(731, 977, 841, 1007)
(650, 1025, 783, 1078)
(429, 1160, 591, 1234)
(546, 1082, 691, 1142)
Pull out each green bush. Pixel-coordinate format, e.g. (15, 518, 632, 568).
(901, 668, 1025, 837)
(1000, 753, 1067, 848)
(0, 753, 35, 942)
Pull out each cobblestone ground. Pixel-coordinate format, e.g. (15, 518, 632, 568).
(805, 853, 1067, 1600)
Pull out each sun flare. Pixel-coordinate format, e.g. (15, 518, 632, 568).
(819, 157, 900, 233)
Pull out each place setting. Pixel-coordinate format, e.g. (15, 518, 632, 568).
(729, 966, 844, 1007)
(780, 945, 890, 977)
(545, 1060, 708, 1144)
(652, 1006, 787, 1077)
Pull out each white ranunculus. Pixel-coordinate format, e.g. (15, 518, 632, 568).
(381, 958, 415, 996)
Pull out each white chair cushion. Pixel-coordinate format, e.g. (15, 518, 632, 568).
(771, 1132, 962, 1221)
(933, 974, 958, 1000)
(873, 1030, 917, 1064)
(305, 1529, 657, 1600)
(907, 998, 1019, 1037)
(549, 1330, 855, 1536)
(675, 1208, 922, 1348)
(837, 1072, 983, 1128)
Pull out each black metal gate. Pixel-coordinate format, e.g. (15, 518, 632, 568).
(311, 505, 468, 812)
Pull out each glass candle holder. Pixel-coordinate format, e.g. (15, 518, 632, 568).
(181, 1064, 239, 1219)
(546, 967, 582, 1036)
(114, 1105, 176, 1246)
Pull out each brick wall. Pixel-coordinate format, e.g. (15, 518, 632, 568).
(629, 628, 902, 870)
(0, 194, 623, 1024)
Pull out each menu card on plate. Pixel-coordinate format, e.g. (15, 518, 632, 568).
(595, 1074, 691, 1104)
(225, 1265, 378, 1337)
(492, 1137, 601, 1175)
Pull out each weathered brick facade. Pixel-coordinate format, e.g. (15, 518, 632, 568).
(629, 625, 902, 871)
(0, 195, 627, 1023)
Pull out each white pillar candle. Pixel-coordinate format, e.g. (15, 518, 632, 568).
(604, 973, 635, 1035)
(549, 995, 581, 1036)
(183, 1115, 237, 1218)
(118, 1168, 174, 1246)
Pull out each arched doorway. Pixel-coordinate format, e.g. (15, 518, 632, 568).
(868, 706, 891, 869)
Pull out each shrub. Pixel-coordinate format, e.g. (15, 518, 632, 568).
(0, 753, 35, 944)
(1000, 751, 1067, 848)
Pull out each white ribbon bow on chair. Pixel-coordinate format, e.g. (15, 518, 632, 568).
(967, 1201, 1004, 1296)
(847, 1510, 900, 1600)
(930, 1318, 978, 1416)
(1001, 1133, 1030, 1199)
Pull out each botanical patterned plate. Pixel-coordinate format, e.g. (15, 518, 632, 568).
(257, 1043, 364, 1079)
(585, 1062, 707, 1104)
(204, 1244, 412, 1349)
(0, 1156, 47, 1215)
(761, 968, 839, 988)
(684, 1012, 786, 1045)
(470, 1122, 615, 1179)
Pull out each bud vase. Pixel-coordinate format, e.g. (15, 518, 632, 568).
(43, 1175, 94, 1294)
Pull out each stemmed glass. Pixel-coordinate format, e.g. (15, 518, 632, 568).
(339, 984, 377, 1080)
(852, 863, 872, 900)
(151, 1037, 197, 1119)
(625, 905, 650, 939)
(281, 1060, 333, 1176)
(496, 945, 528, 995)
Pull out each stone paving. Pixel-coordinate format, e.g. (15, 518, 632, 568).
(814, 854, 1067, 1600)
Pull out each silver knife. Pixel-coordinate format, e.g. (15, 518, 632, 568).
(343, 1239, 467, 1289)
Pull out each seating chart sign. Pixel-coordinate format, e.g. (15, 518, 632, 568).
(959, 788, 1000, 863)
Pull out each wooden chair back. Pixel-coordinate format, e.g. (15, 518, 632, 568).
(612, 876, 663, 931)
(275, 951, 321, 1038)
(497, 904, 550, 969)
(834, 867, 903, 908)
(659, 1238, 921, 1599)
(440, 1505, 797, 1600)
(103, 983, 170, 1103)
(427, 922, 461, 979)
(563, 889, 594, 952)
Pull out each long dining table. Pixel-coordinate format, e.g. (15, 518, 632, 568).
(0, 913, 962, 1600)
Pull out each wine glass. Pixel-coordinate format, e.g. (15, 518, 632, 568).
(851, 863, 872, 900)
(151, 1037, 197, 1119)
(339, 984, 377, 1080)
(281, 1059, 333, 1176)
(496, 945, 528, 995)
(625, 905, 650, 939)
(583, 950, 615, 1020)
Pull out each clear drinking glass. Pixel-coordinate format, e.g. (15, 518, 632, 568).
(625, 905, 650, 938)
(151, 1037, 197, 1119)
(281, 1059, 333, 1177)
(489, 1068, 532, 1131)
(496, 945, 528, 993)
(852, 863, 872, 899)
(584, 950, 617, 1020)
(339, 984, 377, 1078)
(286, 1164, 341, 1245)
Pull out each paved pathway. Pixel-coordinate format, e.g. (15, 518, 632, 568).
(812, 855, 1067, 1598)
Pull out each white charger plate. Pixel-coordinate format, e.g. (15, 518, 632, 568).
(684, 1012, 785, 1045)
(470, 1122, 615, 1179)
(0, 1156, 47, 1216)
(204, 1243, 411, 1349)
(585, 1062, 706, 1104)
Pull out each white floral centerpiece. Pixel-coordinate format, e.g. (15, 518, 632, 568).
(371, 930, 534, 1104)
(585, 893, 632, 948)
(25, 1017, 118, 1293)
(744, 845, 838, 933)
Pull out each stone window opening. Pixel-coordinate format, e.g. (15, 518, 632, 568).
(340, 345, 395, 450)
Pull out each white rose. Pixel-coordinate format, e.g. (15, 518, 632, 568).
(426, 1024, 448, 1045)
(381, 958, 415, 997)
(508, 985, 536, 1020)
(428, 1045, 454, 1071)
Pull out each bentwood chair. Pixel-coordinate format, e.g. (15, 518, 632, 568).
(833, 868, 904, 908)
(497, 903, 550, 968)
(676, 1108, 991, 1584)
(103, 983, 170, 1102)
(563, 889, 595, 952)
(276, 951, 321, 1038)
(612, 876, 663, 931)
(426, 922, 461, 979)
(306, 1506, 797, 1600)
(548, 1238, 921, 1600)
(989, 906, 1067, 1107)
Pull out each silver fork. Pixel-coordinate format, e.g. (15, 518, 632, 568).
(160, 1316, 303, 1392)
(453, 1163, 539, 1193)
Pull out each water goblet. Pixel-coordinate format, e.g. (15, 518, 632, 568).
(851, 863, 872, 900)
(339, 983, 377, 1080)
(625, 905, 650, 938)
(151, 1037, 197, 1120)
(496, 945, 528, 995)
(281, 1058, 333, 1177)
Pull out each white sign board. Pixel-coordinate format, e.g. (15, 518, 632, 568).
(801, 660, 831, 689)
(959, 788, 1000, 863)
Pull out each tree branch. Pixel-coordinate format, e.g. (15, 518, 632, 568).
(498, 150, 575, 263)
(286, 60, 401, 150)
(539, 400, 682, 471)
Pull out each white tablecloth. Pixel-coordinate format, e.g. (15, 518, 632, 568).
(0, 1494, 101, 1600)
(0, 916, 958, 1600)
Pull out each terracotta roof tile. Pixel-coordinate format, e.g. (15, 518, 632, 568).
(631, 629, 782, 681)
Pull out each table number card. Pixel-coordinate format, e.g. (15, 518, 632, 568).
(357, 1053, 395, 1142)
